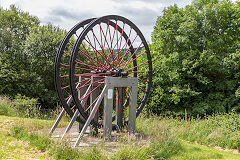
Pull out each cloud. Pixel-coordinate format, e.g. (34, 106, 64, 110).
(1, 0, 192, 43)
(118, 6, 160, 26)
(50, 8, 78, 20)
(42, 7, 95, 24)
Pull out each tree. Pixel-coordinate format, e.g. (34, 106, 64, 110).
(0, 6, 66, 108)
(148, 0, 240, 116)
(0, 5, 40, 97)
(23, 24, 66, 107)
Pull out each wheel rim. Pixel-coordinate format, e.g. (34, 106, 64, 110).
(55, 18, 95, 122)
(69, 15, 152, 126)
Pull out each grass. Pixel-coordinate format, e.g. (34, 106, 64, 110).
(169, 141, 240, 160)
(1, 95, 240, 159)
(137, 113, 240, 151)
(1, 114, 240, 159)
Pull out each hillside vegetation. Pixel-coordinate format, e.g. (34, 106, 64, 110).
(148, 0, 240, 116)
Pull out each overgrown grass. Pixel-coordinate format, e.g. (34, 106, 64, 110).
(178, 113, 240, 151)
(2, 114, 240, 159)
(1, 95, 240, 159)
(8, 125, 107, 160)
(0, 95, 65, 119)
(0, 96, 16, 116)
(137, 113, 240, 152)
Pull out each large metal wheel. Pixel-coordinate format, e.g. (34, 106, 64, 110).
(55, 18, 95, 123)
(69, 15, 152, 127)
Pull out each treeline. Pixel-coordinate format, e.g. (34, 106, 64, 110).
(0, 5, 65, 108)
(1, 0, 240, 116)
(147, 0, 240, 116)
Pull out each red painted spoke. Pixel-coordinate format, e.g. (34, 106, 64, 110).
(85, 35, 101, 66)
(60, 75, 69, 78)
(74, 72, 111, 77)
(138, 78, 148, 83)
(99, 24, 104, 64)
(89, 30, 112, 67)
(108, 21, 124, 67)
(82, 94, 90, 109)
(110, 21, 117, 52)
(105, 21, 116, 68)
(125, 60, 149, 72)
(114, 28, 133, 67)
(80, 44, 104, 68)
(76, 77, 105, 92)
(70, 40, 104, 69)
(60, 63, 70, 67)
(74, 58, 104, 71)
(62, 77, 91, 90)
(138, 86, 147, 92)
(65, 94, 72, 101)
(122, 42, 143, 69)
(128, 70, 149, 73)
(112, 23, 125, 67)
(62, 85, 70, 90)
(116, 34, 138, 68)
(60, 63, 94, 72)
(64, 51, 97, 70)
(80, 83, 103, 101)
(85, 94, 100, 112)
(76, 79, 91, 92)
(108, 21, 113, 50)
(108, 21, 117, 67)
(104, 22, 110, 50)
(99, 23, 113, 67)
(116, 21, 119, 58)
(71, 105, 76, 110)
(128, 77, 148, 83)
(64, 51, 84, 65)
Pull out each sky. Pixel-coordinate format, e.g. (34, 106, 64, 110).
(0, 0, 193, 42)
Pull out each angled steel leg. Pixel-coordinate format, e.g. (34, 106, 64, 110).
(49, 109, 65, 136)
(61, 84, 92, 139)
(73, 85, 107, 148)
(49, 96, 73, 136)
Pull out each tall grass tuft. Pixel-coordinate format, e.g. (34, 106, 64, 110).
(0, 96, 15, 116)
(136, 115, 183, 159)
(0, 94, 59, 119)
(178, 113, 240, 151)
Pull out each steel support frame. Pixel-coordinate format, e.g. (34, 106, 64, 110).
(73, 77, 138, 147)
(49, 77, 138, 148)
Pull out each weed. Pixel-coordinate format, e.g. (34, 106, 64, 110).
(9, 125, 28, 140)
(111, 144, 149, 160)
(0, 96, 15, 116)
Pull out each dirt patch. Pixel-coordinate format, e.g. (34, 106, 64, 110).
(214, 146, 239, 154)
(48, 124, 149, 151)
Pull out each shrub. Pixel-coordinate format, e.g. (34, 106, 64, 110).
(0, 96, 15, 116)
(12, 94, 41, 118)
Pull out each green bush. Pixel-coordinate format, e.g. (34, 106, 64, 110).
(12, 94, 40, 118)
(0, 96, 15, 116)
(148, 0, 240, 116)
(0, 94, 49, 118)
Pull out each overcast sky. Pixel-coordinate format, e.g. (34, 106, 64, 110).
(1, 0, 193, 42)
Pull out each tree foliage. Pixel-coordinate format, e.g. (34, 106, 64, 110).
(149, 0, 240, 116)
(0, 6, 65, 108)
